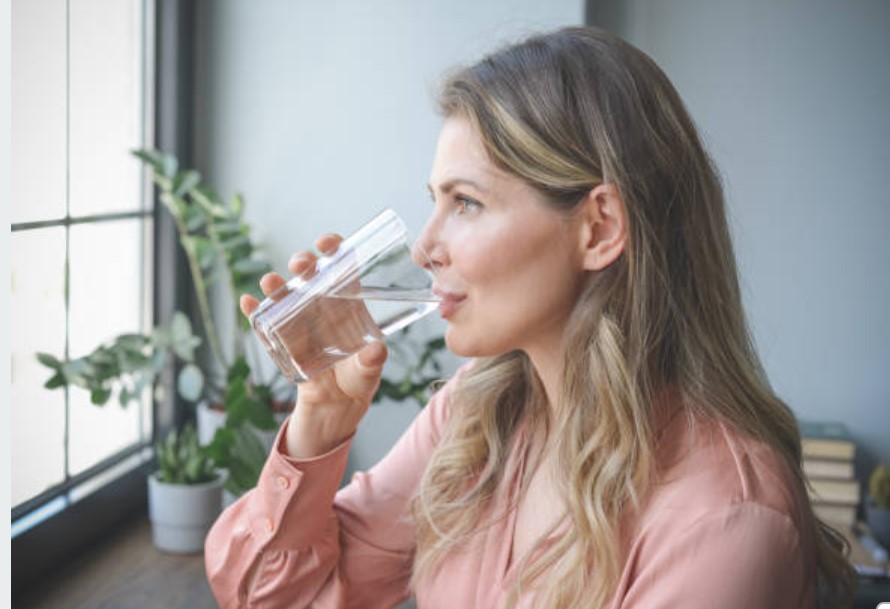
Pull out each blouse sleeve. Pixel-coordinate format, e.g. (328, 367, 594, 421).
(617, 502, 809, 609)
(204, 372, 457, 609)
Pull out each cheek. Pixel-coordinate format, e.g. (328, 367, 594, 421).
(462, 228, 580, 317)
(450, 228, 517, 283)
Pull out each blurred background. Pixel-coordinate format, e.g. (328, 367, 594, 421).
(9, 0, 890, 606)
(196, 0, 890, 479)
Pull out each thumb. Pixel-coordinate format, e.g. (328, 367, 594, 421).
(357, 341, 388, 369)
(335, 342, 388, 403)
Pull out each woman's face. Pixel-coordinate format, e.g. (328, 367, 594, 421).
(414, 117, 589, 359)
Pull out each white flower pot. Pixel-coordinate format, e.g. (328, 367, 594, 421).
(147, 472, 225, 554)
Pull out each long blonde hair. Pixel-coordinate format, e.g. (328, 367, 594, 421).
(412, 26, 854, 608)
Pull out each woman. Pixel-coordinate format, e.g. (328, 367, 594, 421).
(205, 26, 854, 608)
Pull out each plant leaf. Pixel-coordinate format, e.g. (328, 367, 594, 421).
(193, 237, 216, 270)
(246, 393, 277, 430)
(232, 258, 270, 275)
(177, 364, 204, 402)
(231, 192, 244, 217)
(170, 311, 193, 344)
(222, 425, 267, 495)
(183, 204, 208, 233)
(131, 148, 165, 173)
(36, 352, 62, 370)
(90, 387, 112, 406)
(204, 426, 234, 465)
(221, 234, 250, 251)
(227, 357, 251, 383)
(213, 220, 242, 235)
(223, 378, 250, 426)
(427, 336, 446, 349)
(119, 349, 150, 373)
(116, 333, 149, 349)
(191, 186, 228, 218)
(118, 387, 132, 408)
(161, 154, 178, 179)
(44, 373, 66, 390)
(173, 169, 201, 198)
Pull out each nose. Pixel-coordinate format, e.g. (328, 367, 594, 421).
(412, 213, 447, 272)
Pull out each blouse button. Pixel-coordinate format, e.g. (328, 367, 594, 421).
(263, 518, 274, 533)
(276, 475, 290, 490)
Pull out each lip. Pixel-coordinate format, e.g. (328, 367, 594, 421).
(432, 285, 466, 319)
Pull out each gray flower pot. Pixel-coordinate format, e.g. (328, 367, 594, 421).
(148, 472, 225, 554)
(865, 501, 890, 550)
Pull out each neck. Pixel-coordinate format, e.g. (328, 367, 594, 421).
(524, 336, 566, 414)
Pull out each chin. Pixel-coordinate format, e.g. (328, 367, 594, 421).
(444, 326, 508, 359)
(444, 326, 476, 358)
(444, 333, 472, 358)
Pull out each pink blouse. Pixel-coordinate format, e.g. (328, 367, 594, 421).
(204, 367, 816, 608)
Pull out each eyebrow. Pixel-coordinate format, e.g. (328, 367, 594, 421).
(427, 177, 488, 195)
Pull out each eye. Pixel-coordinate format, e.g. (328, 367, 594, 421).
(455, 196, 483, 215)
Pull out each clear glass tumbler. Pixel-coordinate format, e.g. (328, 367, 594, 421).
(250, 208, 440, 383)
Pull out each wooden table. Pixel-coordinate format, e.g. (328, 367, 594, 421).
(15, 515, 217, 609)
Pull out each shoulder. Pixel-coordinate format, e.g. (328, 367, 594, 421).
(617, 499, 812, 608)
(635, 413, 814, 558)
(615, 416, 816, 607)
(644, 413, 807, 527)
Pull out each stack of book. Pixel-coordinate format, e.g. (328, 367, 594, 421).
(800, 420, 860, 527)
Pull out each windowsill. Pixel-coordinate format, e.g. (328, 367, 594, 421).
(14, 514, 216, 609)
(13, 458, 155, 594)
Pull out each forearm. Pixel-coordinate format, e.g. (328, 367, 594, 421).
(205, 421, 352, 607)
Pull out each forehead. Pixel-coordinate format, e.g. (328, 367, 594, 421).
(429, 117, 508, 188)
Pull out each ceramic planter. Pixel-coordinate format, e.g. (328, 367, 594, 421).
(147, 472, 225, 554)
(866, 500, 890, 550)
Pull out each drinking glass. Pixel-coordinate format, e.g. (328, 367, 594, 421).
(250, 208, 440, 383)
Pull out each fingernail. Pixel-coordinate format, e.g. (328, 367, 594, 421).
(289, 253, 311, 267)
(361, 344, 387, 368)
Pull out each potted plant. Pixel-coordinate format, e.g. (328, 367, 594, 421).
(38, 149, 452, 503)
(38, 149, 290, 500)
(866, 462, 890, 549)
(148, 422, 224, 553)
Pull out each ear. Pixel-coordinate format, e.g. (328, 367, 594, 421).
(577, 183, 627, 271)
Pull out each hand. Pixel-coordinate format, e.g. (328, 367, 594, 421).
(240, 233, 388, 459)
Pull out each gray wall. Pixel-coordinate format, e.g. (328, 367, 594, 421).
(588, 0, 890, 474)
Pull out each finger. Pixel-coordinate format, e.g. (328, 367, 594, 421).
(315, 234, 343, 256)
(240, 294, 260, 317)
(288, 251, 318, 277)
(357, 341, 388, 369)
(334, 342, 388, 403)
(259, 272, 288, 297)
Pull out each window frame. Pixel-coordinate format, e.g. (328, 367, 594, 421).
(11, 0, 196, 596)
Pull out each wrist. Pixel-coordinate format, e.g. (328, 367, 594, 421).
(284, 406, 355, 459)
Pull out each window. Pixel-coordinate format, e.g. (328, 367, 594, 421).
(11, 0, 156, 531)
